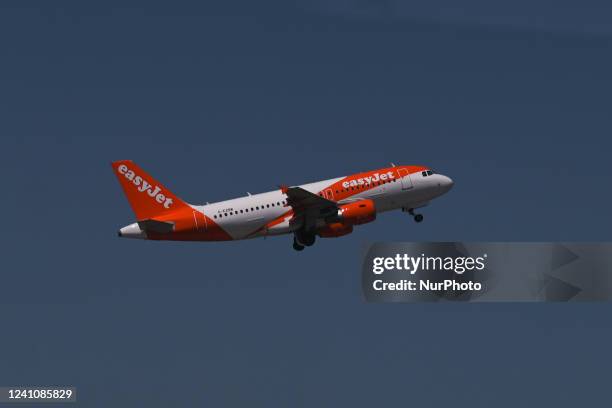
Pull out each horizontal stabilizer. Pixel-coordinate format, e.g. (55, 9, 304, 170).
(137, 219, 175, 234)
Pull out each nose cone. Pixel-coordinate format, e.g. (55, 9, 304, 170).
(438, 175, 454, 194)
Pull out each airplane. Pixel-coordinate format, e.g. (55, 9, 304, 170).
(112, 160, 453, 251)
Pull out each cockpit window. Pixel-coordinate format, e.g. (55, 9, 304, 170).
(422, 170, 435, 177)
(421, 171, 427, 177)
(427, 170, 434, 176)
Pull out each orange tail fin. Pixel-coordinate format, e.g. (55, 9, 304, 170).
(111, 160, 190, 220)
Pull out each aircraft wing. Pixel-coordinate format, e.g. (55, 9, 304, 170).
(283, 186, 338, 231)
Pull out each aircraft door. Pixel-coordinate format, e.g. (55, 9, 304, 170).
(193, 210, 207, 231)
(397, 168, 413, 190)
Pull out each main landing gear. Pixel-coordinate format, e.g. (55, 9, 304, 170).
(408, 208, 424, 223)
(293, 231, 316, 251)
(293, 238, 305, 251)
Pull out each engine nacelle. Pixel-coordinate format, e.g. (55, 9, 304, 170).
(338, 199, 376, 225)
(318, 199, 376, 238)
(318, 222, 354, 238)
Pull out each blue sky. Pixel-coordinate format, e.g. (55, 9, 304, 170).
(1, 1, 611, 406)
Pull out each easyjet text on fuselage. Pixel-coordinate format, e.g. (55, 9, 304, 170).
(342, 171, 396, 189)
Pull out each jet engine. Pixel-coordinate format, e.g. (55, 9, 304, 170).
(318, 199, 376, 238)
(337, 199, 376, 225)
(318, 222, 354, 238)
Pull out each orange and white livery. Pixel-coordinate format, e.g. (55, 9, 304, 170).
(112, 160, 453, 250)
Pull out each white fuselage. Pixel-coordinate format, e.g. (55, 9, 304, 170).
(195, 169, 452, 240)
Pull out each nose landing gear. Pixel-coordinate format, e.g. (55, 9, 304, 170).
(407, 208, 424, 223)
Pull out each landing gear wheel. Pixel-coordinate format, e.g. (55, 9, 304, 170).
(302, 234, 316, 247)
(296, 231, 316, 247)
(407, 208, 424, 223)
(293, 237, 305, 251)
